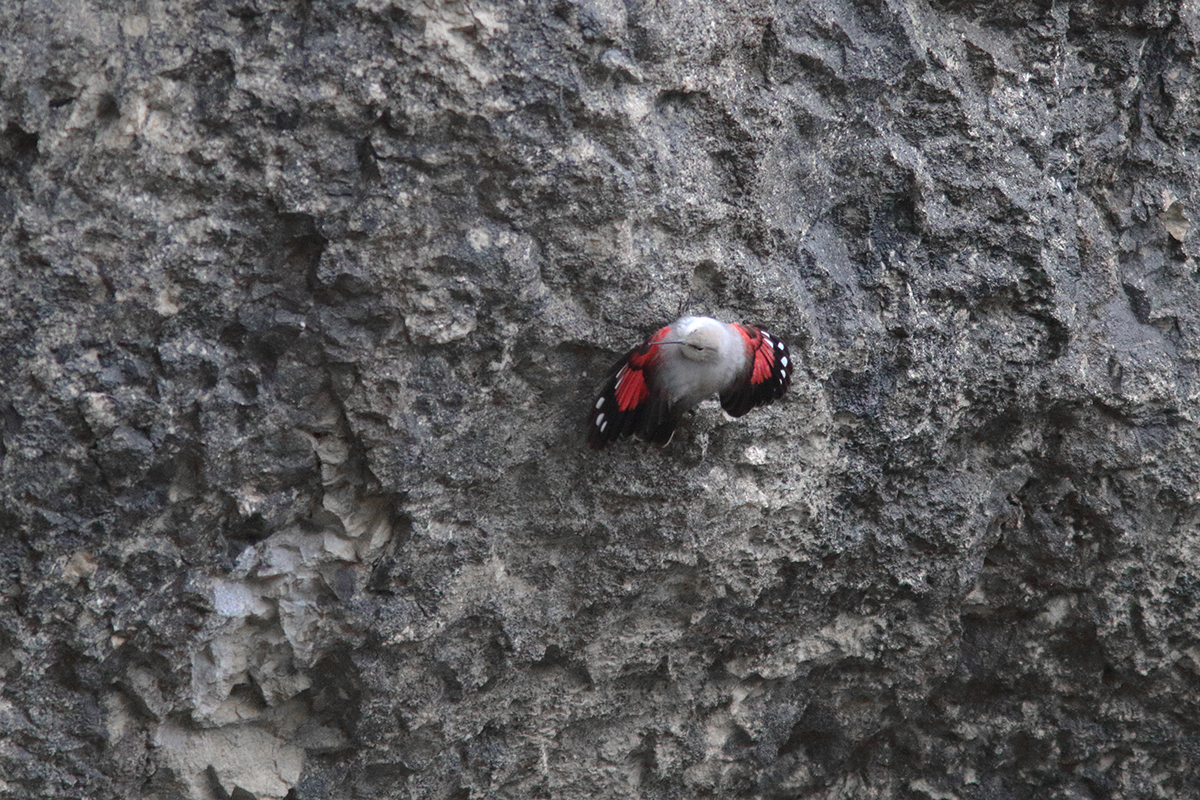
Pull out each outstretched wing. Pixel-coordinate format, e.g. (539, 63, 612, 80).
(587, 327, 675, 449)
(720, 324, 791, 417)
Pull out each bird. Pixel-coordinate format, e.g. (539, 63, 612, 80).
(586, 315, 791, 449)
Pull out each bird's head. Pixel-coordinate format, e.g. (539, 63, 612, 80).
(675, 319, 724, 363)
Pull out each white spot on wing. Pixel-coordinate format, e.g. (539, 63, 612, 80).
(595, 397, 605, 409)
(600, 420, 608, 432)
(776, 341, 785, 350)
(596, 413, 605, 426)
(781, 356, 788, 366)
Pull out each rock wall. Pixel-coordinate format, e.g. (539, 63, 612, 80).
(3, 0, 1200, 797)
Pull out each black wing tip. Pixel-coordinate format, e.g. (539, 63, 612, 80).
(585, 397, 678, 450)
(586, 406, 618, 449)
(586, 425, 614, 449)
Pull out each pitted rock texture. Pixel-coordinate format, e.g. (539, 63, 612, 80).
(3, 0, 1200, 798)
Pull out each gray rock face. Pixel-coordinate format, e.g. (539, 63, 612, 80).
(3, 0, 1200, 797)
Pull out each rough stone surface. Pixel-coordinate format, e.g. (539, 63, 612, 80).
(3, 0, 1200, 798)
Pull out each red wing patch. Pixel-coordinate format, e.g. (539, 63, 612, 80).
(614, 365, 648, 411)
(720, 324, 792, 418)
(587, 326, 674, 449)
(750, 335, 776, 385)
